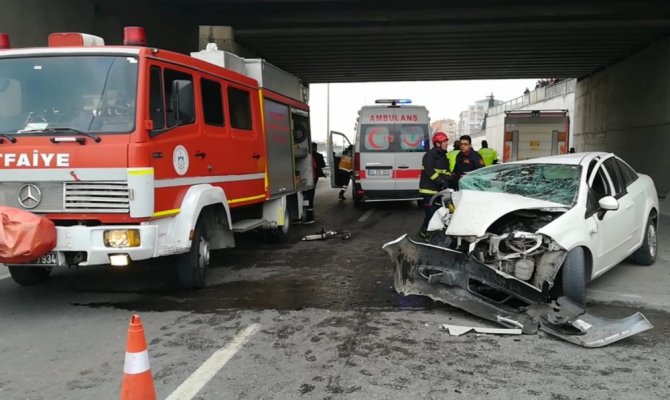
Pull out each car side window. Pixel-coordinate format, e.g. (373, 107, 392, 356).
(603, 158, 625, 198)
(615, 158, 639, 187)
(586, 163, 613, 217)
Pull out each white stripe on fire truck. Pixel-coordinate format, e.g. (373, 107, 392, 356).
(154, 173, 265, 188)
(0, 168, 127, 181)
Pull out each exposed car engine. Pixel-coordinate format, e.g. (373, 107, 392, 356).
(467, 210, 566, 287)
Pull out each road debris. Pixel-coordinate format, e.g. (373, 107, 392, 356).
(302, 228, 351, 241)
(441, 324, 522, 336)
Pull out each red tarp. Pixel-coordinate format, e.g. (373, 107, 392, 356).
(0, 206, 56, 263)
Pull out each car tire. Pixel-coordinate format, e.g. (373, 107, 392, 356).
(8, 266, 52, 286)
(561, 247, 587, 306)
(632, 217, 657, 266)
(176, 221, 209, 290)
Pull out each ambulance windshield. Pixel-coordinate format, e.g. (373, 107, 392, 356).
(0, 55, 138, 134)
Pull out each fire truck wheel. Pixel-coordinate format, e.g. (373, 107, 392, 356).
(264, 208, 290, 243)
(7, 266, 52, 286)
(176, 222, 209, 289)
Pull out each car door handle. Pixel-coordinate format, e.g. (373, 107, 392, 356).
(195, 151, 206, 158)
(252, 153, 261, 159)
(398, 165, 409, 169)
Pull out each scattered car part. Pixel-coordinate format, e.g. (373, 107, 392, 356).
(382, 234, 653, 347)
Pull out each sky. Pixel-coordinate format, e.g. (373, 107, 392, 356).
(308, 79, 538, 142)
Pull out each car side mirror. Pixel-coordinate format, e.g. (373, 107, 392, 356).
(598, 196, 619, 211)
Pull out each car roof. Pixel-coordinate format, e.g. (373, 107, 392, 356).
(511, 152, 612, 166)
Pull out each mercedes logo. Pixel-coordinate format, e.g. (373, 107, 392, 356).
(17, 184, 42, 209)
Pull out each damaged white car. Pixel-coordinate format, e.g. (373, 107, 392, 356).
(383, 152, 658, 347)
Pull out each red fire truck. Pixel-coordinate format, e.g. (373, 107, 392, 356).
(0, 28, 314, 288)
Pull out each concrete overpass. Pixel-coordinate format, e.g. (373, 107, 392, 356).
(1, 0, 670, 195)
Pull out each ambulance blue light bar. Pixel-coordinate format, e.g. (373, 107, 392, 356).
(375, 99, 412, 106)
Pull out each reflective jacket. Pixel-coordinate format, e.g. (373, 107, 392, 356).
(419, 146, 451, 195)
(478, 147, 498, 166)
(447, 150, 460, 172)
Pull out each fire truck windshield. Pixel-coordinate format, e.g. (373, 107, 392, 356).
(0, 55, 138, 135)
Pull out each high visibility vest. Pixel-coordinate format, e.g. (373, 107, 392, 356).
(447, 150, 460, 172)
(478, 147, 498, 166)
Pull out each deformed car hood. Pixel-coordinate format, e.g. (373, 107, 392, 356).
(446, 190, 568, 237)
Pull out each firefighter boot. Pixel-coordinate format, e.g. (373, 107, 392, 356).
(303, 208, 315, 224)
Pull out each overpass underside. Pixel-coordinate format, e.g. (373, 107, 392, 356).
(0, 0, 669, 195)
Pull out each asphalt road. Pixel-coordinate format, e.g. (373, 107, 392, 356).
(1, 179, 669, 400)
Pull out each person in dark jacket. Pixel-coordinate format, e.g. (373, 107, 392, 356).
(418, 132, 451, 238)
(303, 142, 327, 224)
(452, 135, 484, 189)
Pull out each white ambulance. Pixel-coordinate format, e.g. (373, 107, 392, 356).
(328, 99, 430, 207)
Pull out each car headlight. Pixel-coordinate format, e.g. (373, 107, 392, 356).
(103, 229, 140, 248)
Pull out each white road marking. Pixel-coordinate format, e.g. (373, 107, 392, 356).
(0, 273, 11, 281)
(165, 323, 261, 400)
(358, 210, 374, 223)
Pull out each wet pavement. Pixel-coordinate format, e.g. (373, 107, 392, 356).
(1, 181, 670, 399)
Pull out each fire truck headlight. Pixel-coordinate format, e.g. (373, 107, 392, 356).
(103, 229, 141, 248)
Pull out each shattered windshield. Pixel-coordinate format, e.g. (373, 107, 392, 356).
(0, 55, 138, 134)
(460, 163, 582, 206)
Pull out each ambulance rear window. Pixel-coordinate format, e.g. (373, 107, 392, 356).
(362, 126, 391, 151)
(399, 125, 428, 152)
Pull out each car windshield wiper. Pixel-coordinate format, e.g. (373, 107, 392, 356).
(19, 127, 101, 143)
(0, 132, 17, 143)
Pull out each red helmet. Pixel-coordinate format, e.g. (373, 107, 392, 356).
(432, 131, 448, 145)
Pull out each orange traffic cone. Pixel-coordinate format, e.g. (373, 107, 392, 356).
(120, 314, 156, 400)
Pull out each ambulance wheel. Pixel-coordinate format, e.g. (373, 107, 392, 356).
(176, 221, 209, 289)
(352, 186, 364, 208)
(8, 266, 52, 286)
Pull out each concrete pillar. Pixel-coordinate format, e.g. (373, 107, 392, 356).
(574, 38, 670, 196)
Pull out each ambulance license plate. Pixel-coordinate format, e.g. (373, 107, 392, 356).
(28, 252, 58, 266)
(368, 169, 391, 177)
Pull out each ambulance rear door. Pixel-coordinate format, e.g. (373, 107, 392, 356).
(394, 107, 430, 193)
(357, 108, 396, 192)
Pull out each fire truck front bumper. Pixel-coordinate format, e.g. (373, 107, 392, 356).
(50, 224, 159, 266)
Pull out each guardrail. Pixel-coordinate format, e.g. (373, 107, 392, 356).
(488, 79, 576, 116)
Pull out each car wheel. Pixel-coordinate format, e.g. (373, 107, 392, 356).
(561, 247, 587, 306)
(176, 221, 209, 289)
(8, 266, 52, 286)
(632, 217, 657, 266)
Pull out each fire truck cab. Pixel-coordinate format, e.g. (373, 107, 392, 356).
(0, 29, 313, 288)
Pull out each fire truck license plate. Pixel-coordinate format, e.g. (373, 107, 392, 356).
(368, 169, 391, 176)
(29, 252, 58, 265)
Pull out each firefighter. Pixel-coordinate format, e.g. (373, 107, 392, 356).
(447, 140, 461, 172)
(452, 135, 485, 188)
(478, 140, 499, 166)
(418, 132, 451, 238)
